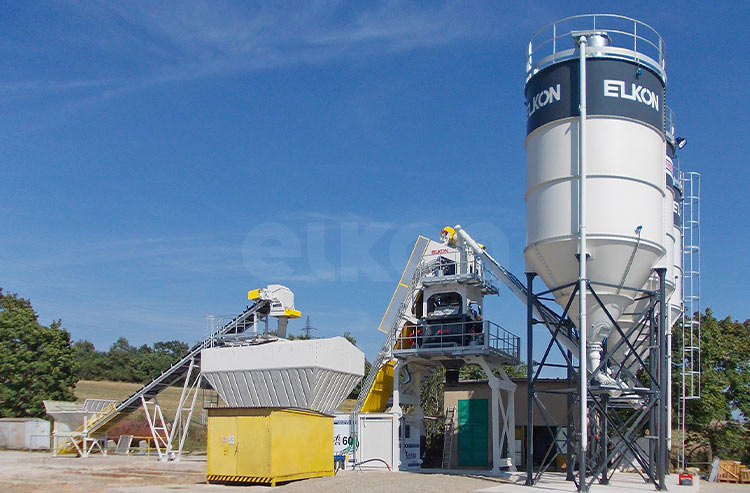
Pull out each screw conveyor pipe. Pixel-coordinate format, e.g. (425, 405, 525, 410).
(452, 225, 579, 355)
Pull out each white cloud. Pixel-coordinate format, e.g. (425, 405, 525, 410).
(2, 1, 545, 105)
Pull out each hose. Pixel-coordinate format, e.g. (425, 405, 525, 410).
(353, 458, 391, 472)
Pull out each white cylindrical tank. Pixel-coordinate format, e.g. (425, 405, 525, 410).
(609, 137, 680, 370)
(667, 137, 684, 326)
(525, 17, 667, 356)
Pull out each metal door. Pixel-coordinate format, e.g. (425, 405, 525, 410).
(457, 398, 488, 467)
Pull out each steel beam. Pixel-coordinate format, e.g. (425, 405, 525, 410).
(526, 272, 536, 486)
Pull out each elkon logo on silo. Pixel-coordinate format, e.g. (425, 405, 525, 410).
(603, 80, 660, 111)
(528, 84, 561, 117)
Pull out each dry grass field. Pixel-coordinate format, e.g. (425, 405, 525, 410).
(75, 380, 192, 421)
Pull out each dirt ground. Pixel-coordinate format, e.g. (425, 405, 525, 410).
(1, 451, 743, 492)
(0, 451, 507, 493)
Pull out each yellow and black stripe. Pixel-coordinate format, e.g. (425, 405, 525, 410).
(207, 475, 273, 485)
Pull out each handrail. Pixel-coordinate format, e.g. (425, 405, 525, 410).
(526, 14, 666, 83)
(420, 256, 499, 292)
(394, 319, 520, 361)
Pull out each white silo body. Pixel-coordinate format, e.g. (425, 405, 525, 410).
(666, 136, 684, 326)
(525, 49, 667, 354)
(609, 139, 681, 369)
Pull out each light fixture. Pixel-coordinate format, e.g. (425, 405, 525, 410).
(676, 137, 687, 149)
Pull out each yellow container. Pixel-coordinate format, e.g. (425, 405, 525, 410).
(207, 408, 334, 486)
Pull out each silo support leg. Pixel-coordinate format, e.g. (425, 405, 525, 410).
(657, 267, 668, 490)
(474, 357, 516, 471)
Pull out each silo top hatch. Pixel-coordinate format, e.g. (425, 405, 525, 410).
(526, 14, 666, 83)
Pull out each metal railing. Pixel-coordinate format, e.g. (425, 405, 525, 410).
(665, 106, 676, 140)
(419, 256, 500, 294)
(394, 319, 520, 361)
(526, 14, 666, 82)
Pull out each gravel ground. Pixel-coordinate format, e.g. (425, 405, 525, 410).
(0, 451, 206, 493)
(2, 451, 738, 492)
(0, 451, 508, 493)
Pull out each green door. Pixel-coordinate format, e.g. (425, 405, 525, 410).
(457, 398, 488, 467)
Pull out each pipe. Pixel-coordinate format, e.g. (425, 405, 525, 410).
(391, 360, 402, 472)
(526, 272, 535, 485)
(566, 323, 575, 481)
(577, 33, 589, 492)
(452, 224, 579, 355)
(657, 268, 668, 490)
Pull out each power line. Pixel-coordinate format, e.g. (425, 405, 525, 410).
(301, 316, 318, 338)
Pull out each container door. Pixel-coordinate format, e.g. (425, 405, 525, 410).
(457, 398, 488, 467)
(236, 414, 271, 477)
(208, 416, 237, 476)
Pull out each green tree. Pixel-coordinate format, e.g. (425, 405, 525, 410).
(674, 308, 750, 465)
(287, 333, 311, 340)
(105, 337, 136, 382)
(73, 340, 107, 380)
(343, 331, 357, 346)
(153, 340, 188, 357)
(0, 288, 78, 417)
(459, 363, 527, 380)
(74, 338, 189, 384)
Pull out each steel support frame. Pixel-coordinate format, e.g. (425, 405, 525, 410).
(470, 355, 517, 471)
(53, 431, 107, 458)
(168, 358, 203, 461)
(525, 272, 670, 491)
(142, 395, 170, 461)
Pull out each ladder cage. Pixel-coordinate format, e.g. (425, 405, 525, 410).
(678, 171, 701, 471)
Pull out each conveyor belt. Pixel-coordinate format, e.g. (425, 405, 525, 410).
(86, 299, 271, 435)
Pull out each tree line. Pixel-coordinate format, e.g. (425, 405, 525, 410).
(73, 337, 189, 384)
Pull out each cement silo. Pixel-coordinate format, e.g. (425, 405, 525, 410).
(523, 15, 672, 490)
(609, 116, 682, 375)
(525, 21, 666, 376)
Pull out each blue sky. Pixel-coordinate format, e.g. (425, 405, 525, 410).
(1, 1, 748, 363)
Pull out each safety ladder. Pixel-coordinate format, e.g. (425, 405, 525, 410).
(442, 406, 456, 468)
